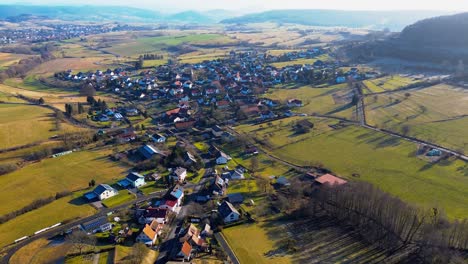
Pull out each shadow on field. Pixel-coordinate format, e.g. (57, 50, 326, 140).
(68, 196, 87, 206)
(261, 214, 418, 264)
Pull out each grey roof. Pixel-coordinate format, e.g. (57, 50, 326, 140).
(227, 193, 245, 204)
(218, 201, 239, 218)
(127, 172, 144, 182)
(81, 216, 109, 232)
(93, 184, 116, 195)
(139, 144, 160, 159)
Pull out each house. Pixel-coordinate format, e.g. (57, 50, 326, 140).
(125, 108, 139, 116)
(84, 184, 118, 201)
(160, 199, 179, 212)
(175, 120, 196, 130)
(118, 172, 145, 188)
(260, 110, 276, 120)
(81, 216, 112, 233)
(216, 100, 230, 109)
(136, 220, 163, 246)
(426, 149, 442, 157)
(171, 167, 187, 182)
(211, 175, 227, 195)
(176, 241, 192, 261)
(287, 99, 303, 107)
(227, 193, 244, 204)
(139, 208, 169, 224)
(230, 168, 245, 180)
(244, 146, 258, 156)
(211, 125, 224, 137)
(184, 152, 197, 164)
(216, 151, 231, 165)
(218, 201, 240, 223)
(221, 131, 235, 142)
(117, 129, 136, 142)
(169, 187, 185, 206)
(276, 176, 290, 186)
(179, 224, 199, 243)
(151, 133, 166, 143)
(315, 173, 347, 186)
(336, 76, 346, 84)
(139, 144, 164, 160)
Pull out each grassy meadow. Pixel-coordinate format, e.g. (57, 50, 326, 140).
(269, 54, 331, 68)
(235, 117, 468, 219)
(365, 84, 468, 153)
(0, 149, 128, 216)
(362, 75, 420, 94)
(265, 84, 355, 119)
(0, 104, 57, 149)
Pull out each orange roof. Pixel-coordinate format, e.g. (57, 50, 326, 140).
(166, 108, 181, 116)
(181, 241, 192, 257)
(192, 234, 205, 246)
(315, 173, 347, 186)
(142, 224, 157, 240)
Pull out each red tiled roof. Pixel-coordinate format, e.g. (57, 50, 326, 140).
(315, 174, 347, 186)
(181, 241, 192, 257)
(165, 199, 177, 207)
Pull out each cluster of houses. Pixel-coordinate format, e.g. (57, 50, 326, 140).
(0, 22, 141, 43)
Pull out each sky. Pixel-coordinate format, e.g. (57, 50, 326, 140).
(5, 0, 468, 13)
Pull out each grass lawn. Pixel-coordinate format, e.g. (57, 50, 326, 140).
(0, 104, 57, 149)
(10, 238, 50, 264)
(178, 50, 226, 64)
(0, 191, 96, 248)
(194, 142, 210, 153)
(222, 222, 291, 264)
(365, 84, 468, 153)
(0, 149, 128, 216)
(139, 181, 166, 195)
(102, 191, 136, 208)
(236, 119, 468, 219)
(114, 245, 133, 262)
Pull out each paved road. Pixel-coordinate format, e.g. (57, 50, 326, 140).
(214, 232, 240, 264)
(1, 190, 165, 264)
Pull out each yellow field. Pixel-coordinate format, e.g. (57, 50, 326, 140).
(28, 57, 107, 75)
(0, 104, 57, 149)
(0, 83, 116, 111)
(0, 52, 35, 69)
(223, 223, 291, 264)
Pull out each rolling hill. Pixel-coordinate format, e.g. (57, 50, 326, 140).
(221, 9, 454, 31)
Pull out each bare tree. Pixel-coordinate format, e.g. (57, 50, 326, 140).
(66, 230, 96, 255)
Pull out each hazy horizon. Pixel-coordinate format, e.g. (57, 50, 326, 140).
(2, 0, 468, 13)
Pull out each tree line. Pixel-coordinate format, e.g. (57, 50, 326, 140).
(287, 181, 468, 262)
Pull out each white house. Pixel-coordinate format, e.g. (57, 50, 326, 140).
(218, 201, 240, 223)
(171, 167, 187, 182)
(211, 125, 224, 137)
(138, 208, 168, 224)
(119, 172, 145, 188)
(151, 133, 166, 143)
(84, 184, 118, 201)
(216, 151, 231, 165)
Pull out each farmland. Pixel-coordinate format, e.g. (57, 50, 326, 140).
(362, 75, 421, 94)
(223, 222, 291, 264)
(0, 104, 58, 149)
(265, 84, 355, 119)
(364, 84, 468, 153)
(269, 54, 332, 68)
(104, 33, 236, 57)
(235, 117, 468, 219)
(0, 149, 128, 216)
(0, 192, 96, 248)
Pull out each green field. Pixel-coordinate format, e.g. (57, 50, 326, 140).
(0, 191, 96, 248)
(223, 223, 291, 264)
(106, 34, 235, 57)
(269, 54, 331, 68)
(236, 117, 468, 219)
(363, 75, 420, 94)
(365, 84, 468, 153)
(0, 104, 57, 149)
(265, 84, 354, 119)
(178, 51, 226, 64)
(142, 59, 167, 68)
(0, 149, 128, 216)
(102, 191, 136, 208)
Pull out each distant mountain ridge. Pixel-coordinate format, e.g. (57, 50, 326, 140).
(221, 9, 454, 31)
(0, 5, 238, 23)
